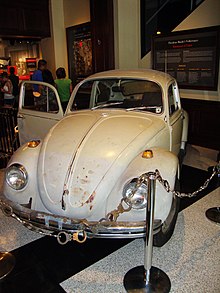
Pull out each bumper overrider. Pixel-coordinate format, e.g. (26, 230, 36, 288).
(0, 195, 162, 245)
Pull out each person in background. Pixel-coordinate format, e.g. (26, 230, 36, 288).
(32, 59, 47, 82)
(32, 59, 54, 84)
(54, 67, 72, 111)
(42, 68, 54, 85)
(9, 67, 19, 107)
(32, 59, 47, 94)
(1, 72, 14, 107)
(32, 59, 55, 111)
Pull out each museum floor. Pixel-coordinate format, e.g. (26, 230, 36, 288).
(0, 145, 219, 293)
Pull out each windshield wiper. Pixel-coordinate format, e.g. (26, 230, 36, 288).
(91, 102, 123, 110)
(126, 106, 157, 111)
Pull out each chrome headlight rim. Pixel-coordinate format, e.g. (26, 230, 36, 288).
(6, 163, 28, 190)
(122, 178, 148, 210)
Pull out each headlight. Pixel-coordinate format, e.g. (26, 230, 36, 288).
(6, 164, 28, 190)
(123, 179, 147, 209)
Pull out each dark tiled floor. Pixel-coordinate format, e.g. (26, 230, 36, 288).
(0, 164, 219, 293)
(1, 237, 132, 293)
(179, 165, 219, 211)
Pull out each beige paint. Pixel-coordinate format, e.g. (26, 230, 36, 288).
(63, 0, 90, 27)
(40, 0, 56, 76)
(175, 0, 220, 30)
(114, 0, 140, 69)
(51, 0, 68, 72)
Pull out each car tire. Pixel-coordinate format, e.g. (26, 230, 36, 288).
(153, 178, 180, 247)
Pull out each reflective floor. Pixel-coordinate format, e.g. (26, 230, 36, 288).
(0, 145, 219, 293)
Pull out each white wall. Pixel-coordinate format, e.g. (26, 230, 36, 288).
(114, 0, 140, 69)
(40, 0, 56, 75)
(51, 0, 68, 73)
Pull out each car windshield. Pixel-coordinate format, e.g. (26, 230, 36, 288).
(71, 78, 163, 114)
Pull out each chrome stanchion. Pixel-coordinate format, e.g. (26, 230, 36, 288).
(0, 251, 15, 280)
(124, 172, 171, 292)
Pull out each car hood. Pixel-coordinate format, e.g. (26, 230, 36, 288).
(37, 110, 166, 218)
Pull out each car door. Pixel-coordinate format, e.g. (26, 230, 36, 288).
(167, 81, 183, 156)
(18, 81, 64, 145)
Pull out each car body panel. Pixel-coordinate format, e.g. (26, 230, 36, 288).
(0, 69, 188, 242)
(37, 110, 167, 219)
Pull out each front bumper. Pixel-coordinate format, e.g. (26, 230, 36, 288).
(0, 195, 162, 241)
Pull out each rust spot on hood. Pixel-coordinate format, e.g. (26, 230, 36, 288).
(80, 178, 89, 184)
(85, 191, 96, 204)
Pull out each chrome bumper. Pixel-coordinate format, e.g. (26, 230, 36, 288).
(0, 195, 162, 241)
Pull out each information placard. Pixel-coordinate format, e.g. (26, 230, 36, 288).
(66, 22, 92, 85)
(152, 26, 220, 90)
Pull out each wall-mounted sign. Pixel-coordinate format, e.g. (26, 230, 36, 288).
(26, 58, 37, 68)
(66, 22, 92, 85)
(152, 26, 220, 90)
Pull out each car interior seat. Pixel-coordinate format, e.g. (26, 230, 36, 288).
(141, 92, 162, 107)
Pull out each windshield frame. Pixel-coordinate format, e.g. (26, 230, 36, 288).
(70, 77, 164, 114)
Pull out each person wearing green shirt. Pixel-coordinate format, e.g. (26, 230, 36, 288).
(54, 67, 73, 111)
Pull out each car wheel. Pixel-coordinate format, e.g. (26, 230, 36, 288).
(153, 178, 180, 247)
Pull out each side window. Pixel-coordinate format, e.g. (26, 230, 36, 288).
(23, 83, 59, 113)
(168, 83, 179, 116)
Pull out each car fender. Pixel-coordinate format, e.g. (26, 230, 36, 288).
(3, 142, 47, 212)
(106, 147, 179, 223)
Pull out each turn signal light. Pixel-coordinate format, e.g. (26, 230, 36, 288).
(27, 140, 40, 148)
(142, 149, 153, 159)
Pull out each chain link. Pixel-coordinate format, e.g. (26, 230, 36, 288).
(98, 164, 219, 224)
(155, 164, 219, 198)
(99, 198, 132, 223)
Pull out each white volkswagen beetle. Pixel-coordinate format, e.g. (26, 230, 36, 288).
(0, 69, 188, 246)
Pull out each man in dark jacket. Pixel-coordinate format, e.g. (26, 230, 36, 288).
(9, 67, 19, 106)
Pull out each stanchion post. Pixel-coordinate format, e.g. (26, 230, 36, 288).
(144, 173, 156, 284)
(123, 172, 171, 292)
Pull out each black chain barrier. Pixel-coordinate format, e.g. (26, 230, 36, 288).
(147, 164, 219, 198)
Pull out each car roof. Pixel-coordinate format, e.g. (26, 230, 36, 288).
(85, 69, 175, 87)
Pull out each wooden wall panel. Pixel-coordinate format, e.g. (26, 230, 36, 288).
(90, 0, 115, 73)
(0, 0, 50, 38)
(181, 98, 220, 150)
